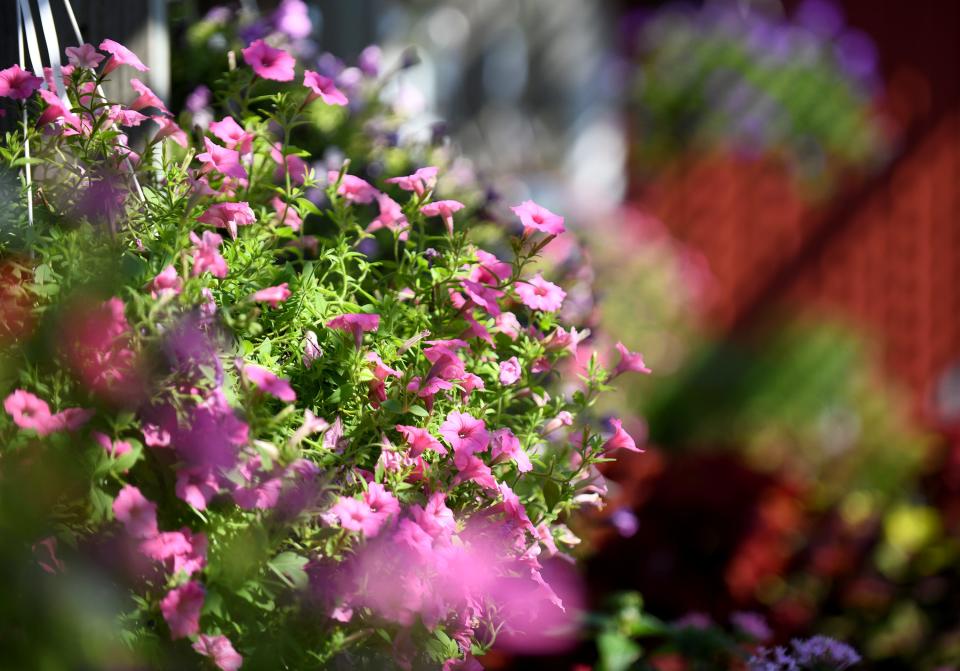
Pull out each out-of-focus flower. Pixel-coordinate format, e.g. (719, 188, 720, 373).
(516, 274, 566, 313)
(421, 200, 464, 235)
(0, 65, 43, 100)
(160, 581, 205, 639)
(99, 39, 148, 74)
(242, 39, 295, 82)
(602, 418, 642, 454)
(65, 43, 103, 69)
(511, 200, 566, 236)
(193, 634, 243, 671)
(304, 70, 348, 106)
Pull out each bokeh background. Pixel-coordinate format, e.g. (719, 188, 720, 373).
(4, 0, 959, 668)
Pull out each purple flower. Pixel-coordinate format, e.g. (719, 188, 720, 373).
(748, 635, 861, 670)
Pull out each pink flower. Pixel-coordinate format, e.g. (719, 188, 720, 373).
(613, 342, 652, 377)
(152, 115, 188, 147)
(36, 89, 82, 132)
(304, 70, 348, 105)
(249, 283, 291, 308)
(452, 455, 498, 491)
(48, 407, 93, 432)
(242, 363, 296, 402)
(471, 249, 512, 285)
(329, 496, 380, 536)
(0, 65, 43, 100)
(511, 200, 566, 236)
(395, 425, 446, 457)
(176, 467, 220, 509)
(209, 116, 253, 155)
(410, 492, 456, 538)
(189, 231, 228, 278)
(271, 197, 303, 231)
(420, 200, 464, 235)
(386, 166, 438, 197)
(498, 356, 522, 385)
(495, 312, 522, 340)
(4, 389, 52, 433)
(99, 39, 148, 74)
(197, 201, 256, 240)
(242, 39, 296, 81)
(515, 274, 565, 312)
(440, 411, 489, 461)
(601, 418, 643, 454)
(490, 427, 532, 472)
(193, 634, 243, 671)
(328, 171, 378, 204)
(93, 432, 132, 458)
(150, 265, 182, 299)
(363, 482, 400, 532)
(326, 313, 379, 348)
(302, 330, 322, 368)
(544, 326, 589, 357)
(129, 78, 169, 115)
(272, 145, 309, 186)
(198, 137, 248, 180)
(160, 581, 205, 639)
(367, 192, 409, 240)
(139, 528, 207, 576)
(112, 485, 158, 538)
(65, 43, 104, 69)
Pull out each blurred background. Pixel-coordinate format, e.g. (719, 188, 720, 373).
(4, 0, 959, 668)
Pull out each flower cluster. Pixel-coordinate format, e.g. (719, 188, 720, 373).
(0, 36, 648, 670)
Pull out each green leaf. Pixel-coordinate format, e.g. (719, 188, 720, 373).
(408, 405, 429, 418)
(597, 630, 642, 671)
(268, 551, 309, 590)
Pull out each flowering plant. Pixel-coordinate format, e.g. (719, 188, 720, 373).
(0, 36, 649, 670)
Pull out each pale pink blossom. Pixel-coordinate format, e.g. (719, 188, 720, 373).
(250, 283, 291, 308)
(511, 200, 566, 236)
(93, 431, 132, 458)
(452, 455, 497, 491)
(490, 427, 532, 472)
(395, 425, 445, 457)
(601, 418, 643, 454)
(65, 43, 104, 69)
(209, 116, 253, 154)
(242, 363, 296, 402)
(129, 78, 169, 115)
(544, 326, 589, 357)
(516, 274, 565, 312)
(193, 634, 243, 671)
(302, 330, 322, 367)
(242, 39, 295, 81)
(440, 411, 489, 460)
(197, 201, 256, 240)
(160, 581, 205, 639)
(328, 171, 378, 204)
(150, 265, 182, 299)
(152, 115, 188, 147)
(326, 313, 379, 348)
(498, 356, 522, 385)
(329, 496, 379, 536)
(272, 197, 302, 231)
(613, 341, 652, 377)
(4, 389, 52, 433)
(410, 492, 456, 538)
(386, 166, 438, 197)
(304, 70, 348, 106)
(420, 199, 464, 235)
(198, 137, 248, 180)
(0, 65, 42, 100)
(495, 312, 522, 340)
(189, 231, 228, 278)
(367, 192, 409, 240)
(99, 39, 148, 74)
(112, 485, 158, 538)
(363, 482, 400, 532)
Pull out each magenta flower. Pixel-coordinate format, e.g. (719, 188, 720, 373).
(93, 432, 133, 458)
(515, 274, 566, 312)
(544, 325, 589, 357)
(386, 166, 438, 197)
(326, 313, 380, 348)
(242, 39, 295, 81)
(189, 231, 228, 278)
(274, 0, 313, 40)
(420, 199, 465, 235)
(304, 70, 348, 106)
(139, 528, 207, 576)
(242, 363, 296, 402)
(160, 581, 205, 639)
(249, 282, 291, 308)
(150, 265, 182, 299)
(197, 201, 256, 240)
(129, 78, 169, 115)
(197, 137, 248, 180)
(329, 496, 379, 536)
(452, 455, 498, 491)
(112, 485, 159, 538)
(511, 200, 566, 236)
(272, 144, 309, 186)
(498, 356, 522, 385)
(601, 418, 643, 454)
(363, 482, 400, 533)
(99, 39, 148, 74)
(396, 424, 446, 457)
(65, 43, 104, 69)
(410, 492, 456, 537)
(152, 115, 188, 147)
(36, 89, 82, 132)
(0, 65, 43, 100)
(471, 249, 512, 284)
(490, 427, 532, 472)
(193, 634, 243, 671)
(440, 411, 489, 460)
(176, 467, 220, 510)
(495, 312, 522, 340)
(367, 192, 409, 240)
(271, 197, 303, 231)
(612, 341, 652, 377)
(209, 116, 253, 155)
(328, 171, 378, 204)
(4, 389, 52, 433)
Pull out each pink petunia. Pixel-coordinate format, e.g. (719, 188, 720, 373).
(495, 312, 522, 340)
(326, 313, 379, 348)
(515, 274, 566, 313)
(511, 200, 566, 236)
(112, 485, 158, 538)
(363, 482, 400, 533)
(272, 144, 309, 186)
(395, 425, 446, 457)
(160, 581, 205, 639)
(386, 166, 438, 197)
(409, 492, 456, 538)
(175, 467, 220, 510)
(242, 39, 296, 81)
(4, 389, 52, 433)
(452, 455, 498, 491)
(65, 43, 104, 69)
(193, 634, 243, 671)
(440, 411, 489, 461)
(209, 116, 253, 155)
(302, 330, 322, 368)
(612, 341, 652, 377)
(471, 249, 513, 285)
(36, 89, 83, 132)
(328, 496, 380, 536)
(129, 78, 169, 115)
(490, 427, 532, 472)
(328, 171, 378, 204)
(271, 197, 303, 231)
(0, 65, 43, 100)
(93, 431, 132, 458)
(367, 192, 409, 240)
(420, 199, 464, 235)
(242, 363, 296, 402)
(304, 70, 348, 106)
(601, 418, 643, 454)
(152, 115, 188, 147)
(150, 265, 182, 299)
(498, 356, 522, 385)
(197, 137, 248, 180)
(197, 201, 256, 240)
(189, 231, 228, 278)
(249, 283, 291, 308)
(99, 39, 148, 75)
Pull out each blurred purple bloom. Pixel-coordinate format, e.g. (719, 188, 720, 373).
(609, 508, 638, 537)
(731, 611, 772, 642)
